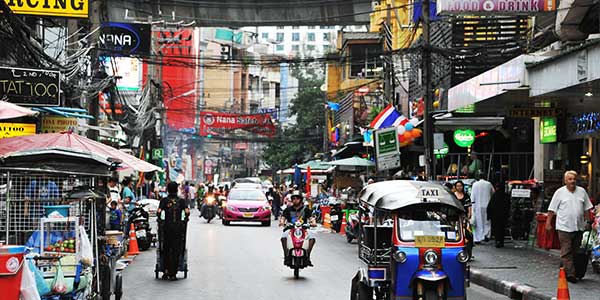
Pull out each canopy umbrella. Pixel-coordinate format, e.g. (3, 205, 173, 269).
(325, 156, 375, 167)
(0, 132, 160, 172)
(293, 165, 302, 187)
(0, 100, 38, 119)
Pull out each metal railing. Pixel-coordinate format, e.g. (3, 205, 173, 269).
(434, 152, 534, 181)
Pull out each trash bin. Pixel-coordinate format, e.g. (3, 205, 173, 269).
(0, 245, 27, 300)
(536, 213, 560, 249)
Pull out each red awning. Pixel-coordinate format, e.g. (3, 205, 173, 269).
(0, 100, 38, 120)
(0, 132, 160, 172)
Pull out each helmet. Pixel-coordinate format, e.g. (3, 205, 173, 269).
(290, 190, 302, 200)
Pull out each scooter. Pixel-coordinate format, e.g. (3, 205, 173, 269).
(201, 195, 218, 223)
(345, 212, 360, 243)
(329, 199, 343, 233)
(217, 195, 227, 219)
(284, 221, 311, 279)
(129, 203, 154, 251)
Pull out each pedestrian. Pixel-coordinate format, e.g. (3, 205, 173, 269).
(471, 173, 494, 243)
(157, 182, 190, 281)
(487, 182, 510, 248)
(546, 170, 593, 283)
(416, 169, 426, 181)
(188, 182, 197, 209)
(122, 178, 137, 214)
(468, 152, 483, 177)
(108, 201, 122, 231)
(268, 186, 282, 219)
(454, 181, 474, 258)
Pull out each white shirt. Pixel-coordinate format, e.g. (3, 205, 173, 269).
(548, 186, 593, 232)
(109, 185, 121, 203)
(471, 179, 494, 208)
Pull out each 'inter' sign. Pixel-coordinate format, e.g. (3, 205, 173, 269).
(4, 0, 88, 18)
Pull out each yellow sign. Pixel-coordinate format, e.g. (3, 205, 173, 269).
(415, 235, 445, 248)
(41, 116, 77, 133)
(4, 0, 88, 18)
(0, 123, 36, 139)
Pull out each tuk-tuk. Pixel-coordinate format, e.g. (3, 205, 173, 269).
(350, 180, 469, 300)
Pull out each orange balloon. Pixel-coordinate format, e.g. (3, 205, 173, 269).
(413, 129, 422, 138)
(402, 131, 412, 140)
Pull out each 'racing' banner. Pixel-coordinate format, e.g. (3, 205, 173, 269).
(199, 111, 276, 137)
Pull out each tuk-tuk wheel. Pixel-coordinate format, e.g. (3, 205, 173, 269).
(115, 273, 123, 300)
(184, 271, 188, 278)
(357, 282, 373, 300)
(155, 271, 159, 279)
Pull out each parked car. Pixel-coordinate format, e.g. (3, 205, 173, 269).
(222, 189, 271, 226)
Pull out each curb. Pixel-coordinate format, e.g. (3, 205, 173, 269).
(470, 269, 553, 300)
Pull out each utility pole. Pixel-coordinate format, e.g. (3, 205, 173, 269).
(87, 0, 103, 140)
(383, 4, 392, 104)
(422, 0, 434, 179)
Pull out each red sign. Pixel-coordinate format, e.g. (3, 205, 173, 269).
(199, 111, 276, 137)
(354, 86, 370, 96)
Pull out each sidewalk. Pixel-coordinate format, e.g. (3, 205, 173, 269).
(469, 240, 600, 300)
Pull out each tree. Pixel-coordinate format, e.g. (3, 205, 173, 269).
(262, 63, 326, 170)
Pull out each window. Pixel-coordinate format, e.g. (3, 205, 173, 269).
(307, 45, 315, 51)
(320, 25, 334, 29)
(292, 26, 299, 29)
(323, 45, 331, 52)
(323, 33, 330, 41)
(276, 45, 284, 51)
(292, 45, 299, 51)
(349, 44, 383, 78)
(276, 33, 284, 42)
(262, 32, 269, 39)
(292, 33, 300, 41)
(277, 26, 284, 29)
(228, 189, 267, 201)
(308, 26, 315, 29)
(307, 32, 315, 41)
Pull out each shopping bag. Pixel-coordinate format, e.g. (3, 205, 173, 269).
(20, 259, 41, 300)
(79, 225, 93, 266)
(28, 260, 51, 296)
(51, 262, 68, 294)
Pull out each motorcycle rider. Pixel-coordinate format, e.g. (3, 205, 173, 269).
(279, 190, 316, 266)
(201, 184, 217, 218)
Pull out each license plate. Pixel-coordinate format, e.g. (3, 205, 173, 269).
(243, 213, 254, 218)
(330, 215, 339, 221)
(136, 230, 146, 238)
(415, 235, 445, 248)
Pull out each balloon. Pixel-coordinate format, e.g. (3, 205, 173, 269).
(399, 135, 405, 143)
(397, 125, 406, 135)
(402, 131, 412, 140)
(410, 118, 419, 126)
(433, 101, 440, 109)
(413, 128, 422, 138)
(405, 123, 414, 131)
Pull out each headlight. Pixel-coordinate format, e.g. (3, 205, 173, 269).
(263, 206, 271, 211)
(206, 197, 216, 204)
(457, 250, 469, 263)
(226, 205, 236, 211)
(424, 250, 438, 265)
(393, 250, 407, 263)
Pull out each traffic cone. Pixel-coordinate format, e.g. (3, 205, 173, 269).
(323, 213, 331, 229)
(557, 267, 570, 300)
(340, 215, 347, 235)
(127, 224, 140, 256)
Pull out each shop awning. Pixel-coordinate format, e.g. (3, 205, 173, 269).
(276, 167, 334, 175)
(0, 101, 38, 120)
(325, 156, 375, 167)
(434, 117, 505, 131)
(0, 132, 160, 173)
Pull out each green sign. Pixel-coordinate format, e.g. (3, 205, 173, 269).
(434, 143, 449, 158)
(456, 104, 475, 113)
(376, 128, 398, 155)
(453, 129, 475, 148)
(152, 148, 164, 160)
(540, 117, 557, 144)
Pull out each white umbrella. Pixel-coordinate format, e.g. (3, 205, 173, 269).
(325, 157, 375, 167)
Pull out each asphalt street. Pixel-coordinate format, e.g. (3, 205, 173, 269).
(122, 210, 509, 300)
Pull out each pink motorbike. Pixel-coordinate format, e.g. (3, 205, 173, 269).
(284, 221, 311, 278)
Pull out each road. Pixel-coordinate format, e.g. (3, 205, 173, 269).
(122, 210, 508, 300)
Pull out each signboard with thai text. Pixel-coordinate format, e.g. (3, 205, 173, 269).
(437, 0, 555, 15)
(0, 122, 36, 139)
(41, 116, 77, 133)
(0, 66, 60, 106)
(540, 117, 557, 144)
(4, 0, 88, 18)
(199, 112, 276, 137)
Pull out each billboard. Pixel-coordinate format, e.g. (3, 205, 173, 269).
(199, 112, 276, 137)
(0, 66, 60, 106)
(99, 22, 151, 56)
(0, 122, 36, 139)
(41, 116, 77, 133)
(103, 57, 142, 91)
(437, 0, 556, 14)
(4, 0, 88, 18)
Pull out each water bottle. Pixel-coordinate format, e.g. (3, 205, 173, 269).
(160, 210, 165, 221)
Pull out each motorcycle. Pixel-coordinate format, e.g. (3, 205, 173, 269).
(201, 194, 218, 223)
(284, 221, 311, 279)
(345, 211, 360, 243)
(129, 203, 154, 251)
(328, 198, 343, 233)
(217, 195, 227, 219)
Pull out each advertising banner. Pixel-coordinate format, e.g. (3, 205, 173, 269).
(199, 112, 276, 137)
(0, 122, 36, 139)
(41, 116, 77, 133)
(437, 0, 555, 15)
(4, 0, 88, 18)
(374, 127, 401, 171)
(0, 66, 60, 106)
(99, 22, 151, 55)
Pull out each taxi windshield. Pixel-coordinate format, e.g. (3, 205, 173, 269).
(397, 207, 462, 242)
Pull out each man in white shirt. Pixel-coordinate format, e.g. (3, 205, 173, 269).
(471, 173, 494, 243)
(546, 170, 593, 283)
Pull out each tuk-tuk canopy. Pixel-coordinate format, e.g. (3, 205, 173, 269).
(359, 180, 464, 212)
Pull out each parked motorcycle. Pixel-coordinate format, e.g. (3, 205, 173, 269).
(201, 195, 218, 223)
(329, 199, 343, 233)
(345, 212, 360, 243)
(283, 221, 311, 279)
(129, 203, 154, 251)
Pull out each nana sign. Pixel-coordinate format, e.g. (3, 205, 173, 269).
(4, 0, 88, 18)
(199, 112, 276, 137)
(100, 22, 151, 55)
(437, 0, 556, 15)
(453, 129, 475, 148)
(0, 66, 60, 106)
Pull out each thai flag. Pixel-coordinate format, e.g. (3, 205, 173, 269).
(369, 105, 406, 129)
